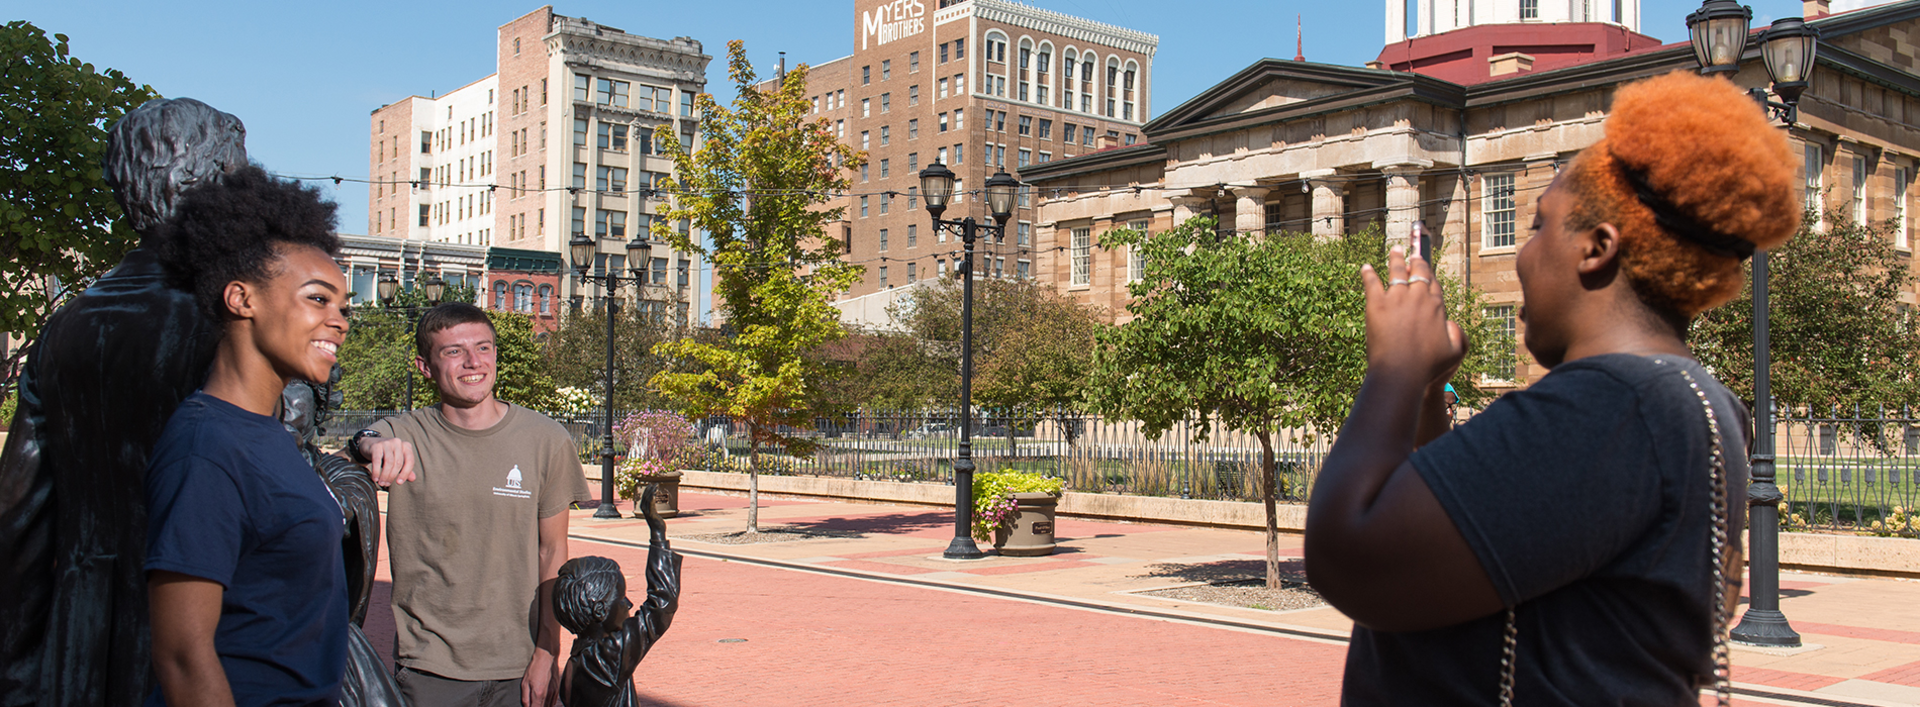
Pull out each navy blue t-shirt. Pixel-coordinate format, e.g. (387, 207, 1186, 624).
(144, 392, 348, 707)
(1342, 354, 1750, 706)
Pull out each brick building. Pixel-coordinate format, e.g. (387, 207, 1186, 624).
(367, 6, 707, 325)
(780, 0, 1158, 327)
(1022, 0, 1920, 390)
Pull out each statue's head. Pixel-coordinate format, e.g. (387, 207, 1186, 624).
(554, 556, 631, 635)
(102, 97, 248, 235)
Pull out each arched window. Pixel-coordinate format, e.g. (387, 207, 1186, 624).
(1061, 49, 1077, 111)
(1035, 42, 1053, 107)
(984, 31, 1010, 98)
(1017, 38, 1033, 103)
(492, 280, 508, 310)
(1106, 58, 1120, 118)
(1080, 54, 1097, 113)
(538, 284, 553, 315)
(514, 282, 533, 312)
(1123, 59, 1140, 121)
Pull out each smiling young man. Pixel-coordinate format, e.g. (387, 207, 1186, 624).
(349, 303, 589, 707)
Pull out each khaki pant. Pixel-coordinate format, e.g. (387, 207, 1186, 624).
(394, 666, 523, 707)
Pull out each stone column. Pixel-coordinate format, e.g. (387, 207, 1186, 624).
(1231, 186, 1271, 236)
(1168, 194, 1206, 226)
(1381, 164, 1426, 250)
(1303, 169, 1344, 239)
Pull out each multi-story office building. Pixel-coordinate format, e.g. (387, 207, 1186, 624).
(786, 0, 1157, 323)
(368, 6, 710, 324)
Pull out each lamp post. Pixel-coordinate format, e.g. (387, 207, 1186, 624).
(1687, 0, 1819, 648)
(377, 272, 446, 411)
(918, 162, 1020, 560)
(570, 232, 654, 520)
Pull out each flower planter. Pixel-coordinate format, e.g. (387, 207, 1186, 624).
(633, 471, 682, 518)
(992, 492, 1059, 556)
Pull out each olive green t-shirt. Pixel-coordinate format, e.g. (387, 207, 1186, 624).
(372, 403, 590, 680)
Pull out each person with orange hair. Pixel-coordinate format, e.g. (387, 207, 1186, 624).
(1305, 70, 1798, 705)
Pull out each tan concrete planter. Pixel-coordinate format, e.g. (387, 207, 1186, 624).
(993, 492, 1059, 557)
(633, 471, 683, 518)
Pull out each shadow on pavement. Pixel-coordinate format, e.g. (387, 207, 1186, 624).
(778, 510, 952, 537)
(1133, 558, 1308, 585)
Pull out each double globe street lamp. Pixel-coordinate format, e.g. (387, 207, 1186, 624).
(918, 162, 1022, 560)
(376, 271, 446, 411)
(570, 232, 657, 520)
(1685, 0, 1820, 648)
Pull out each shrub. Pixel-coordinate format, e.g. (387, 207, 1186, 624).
(971, 469, 1064, 541)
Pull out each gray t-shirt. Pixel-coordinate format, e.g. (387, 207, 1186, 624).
(1343, 354, 1750, 706)
(372, 403, 590, 680)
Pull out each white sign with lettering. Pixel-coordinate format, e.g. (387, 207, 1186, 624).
(863, 0, 926, 50)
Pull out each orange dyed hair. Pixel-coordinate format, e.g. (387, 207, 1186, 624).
(1562, 71, 1800, 318)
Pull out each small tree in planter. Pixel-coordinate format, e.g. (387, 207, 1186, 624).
(972, 470, 1065, 556)
(614, 410, 694, 516)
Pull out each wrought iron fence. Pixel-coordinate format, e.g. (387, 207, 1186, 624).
(1777, 405, 1920, 534)
(327, 403, 1920, 532)
(671, 410, 1335, 504)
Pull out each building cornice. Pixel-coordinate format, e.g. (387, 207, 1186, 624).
(970, 0, 1159, 56)
(548, 27, 711, 84)
(1018, 144, 1165, 183)
(1145, 59, 1408, 134)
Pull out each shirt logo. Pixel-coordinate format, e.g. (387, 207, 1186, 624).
(493, 464, 532, 499)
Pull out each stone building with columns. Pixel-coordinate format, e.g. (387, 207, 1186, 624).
(1022, 0, 1920, 388)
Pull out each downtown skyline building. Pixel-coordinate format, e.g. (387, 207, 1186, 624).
(783, 0, 1159, 325)
(366, 6, 709, 325)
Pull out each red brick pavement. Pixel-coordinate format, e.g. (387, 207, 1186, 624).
(584, 539, 1350, 707)
(1790, 622, 1920, 646)
(1727, 666, 1847, 692)
(1859, 659, 1920, 688)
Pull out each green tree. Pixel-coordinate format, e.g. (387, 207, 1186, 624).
(0, 22, 158, 387)
(336, 287, 557, 411)
(546, 303, 677, 412)
(1091, 218, 1507, 587)
(1693, 207, 1920, 423)
(649, 41, 864, 533)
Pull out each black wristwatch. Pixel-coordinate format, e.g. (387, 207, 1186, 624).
(348, 429, 382, 464)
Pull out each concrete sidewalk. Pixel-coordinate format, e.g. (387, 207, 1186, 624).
(560, 490, 1920, 706)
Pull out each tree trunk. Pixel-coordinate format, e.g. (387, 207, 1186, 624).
(1257, 431, 1281, 589)
(747, 421, 760, 534)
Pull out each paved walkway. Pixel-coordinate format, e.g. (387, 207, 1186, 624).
(367, 491, 1920, 706)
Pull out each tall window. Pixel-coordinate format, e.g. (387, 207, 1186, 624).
(1127, 219, 1149, 282)
(1853, 155, 1869, 224)
(1071, 227, 1092, 286)
(1485, 305, 1518, 380)
(652, 257, 668, 285)
(1899, 167, 1911, 249)
(879, 228, 889, 251)
(879, 266, 889, 288)
(1521, 0, 1539, 19)
(1805, 143, 1825, 228)
(1483, 173, 1517, 248)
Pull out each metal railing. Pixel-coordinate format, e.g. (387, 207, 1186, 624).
(1777, 405, 1920, 534)
(327, 403, 1920, 533)
(670, 410, 1334, 503)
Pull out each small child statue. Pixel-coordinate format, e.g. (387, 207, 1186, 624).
(554, 484, 683, 707)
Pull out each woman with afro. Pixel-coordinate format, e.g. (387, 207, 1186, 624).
(143, 166, 354, 706)
(1306, 70, 1798, 705)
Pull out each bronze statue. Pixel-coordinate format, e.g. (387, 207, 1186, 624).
(0, 97, 245, 707)
(278, 371, 407, 707)
(554, 485, 682, 707)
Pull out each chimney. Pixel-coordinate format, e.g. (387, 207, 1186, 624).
(1097, 133, 1121, 150)
(1804, 0, 1831, 17)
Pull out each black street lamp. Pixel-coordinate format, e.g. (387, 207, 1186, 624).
(378, 271, 446, 411)
(570, 232, 654, 520)
(1687, 0, 1819, 648)
(919, 162, 1020, 560)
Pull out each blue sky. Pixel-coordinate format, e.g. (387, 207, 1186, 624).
(13, 0, 1853, 232)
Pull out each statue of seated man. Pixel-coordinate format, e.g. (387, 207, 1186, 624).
(552, 485, 681, 707)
